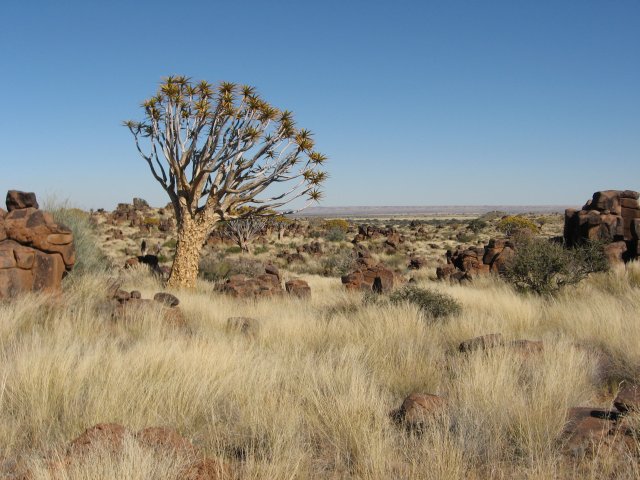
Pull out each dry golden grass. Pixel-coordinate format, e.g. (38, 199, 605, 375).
(0, 263, 638, 479)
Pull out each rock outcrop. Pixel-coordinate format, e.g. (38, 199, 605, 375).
(341, 249, 396, 293)
(219, 266, 312, 299)
(561, 407, 636, 459)
(105, 289, 186, 327)
(436, 238, 515, 282)
(0, 191, 75, 299)
(285, 279, 311, 298)
(564, 190, 640, 262)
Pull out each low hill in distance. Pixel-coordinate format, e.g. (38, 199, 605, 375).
(294, 204, 574, 218)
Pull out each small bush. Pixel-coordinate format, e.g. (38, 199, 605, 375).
(321, 250, 358, 277)
(325, 227, 347, 242)
(143, 217, 160, 226)
(46, 200, 110, 275)
(456, 232, 474, 243)
(467, 218, 488, 233)
(163, 239, 177, 249)
(199, 256, 264, 283)
(497, 216, 538, 236)
(225, 246, 243, 254)
(504, 238, 608, 295)
(389, 286, 461, 319)
(479, 210, 506, 221)
(253, 245, 269, 255)
(322, 218, 350, 233)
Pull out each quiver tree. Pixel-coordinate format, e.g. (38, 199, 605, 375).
(125, 76, 327, 288)
(223, 216, 267, 254)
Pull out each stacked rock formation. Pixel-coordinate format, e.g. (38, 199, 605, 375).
(106, 289, 186, 327)
(341, 249, 396, 293)
(0, 191, 75, 299)
(564, 190, 640, 263)
(436, 238, 515, 282)
(561, 383, 640, 459)
(219, 265, 312, 299)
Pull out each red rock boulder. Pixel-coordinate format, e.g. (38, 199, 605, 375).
(0, 191, 75, 299)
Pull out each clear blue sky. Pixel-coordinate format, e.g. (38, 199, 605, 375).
(1, 0, 639, 209)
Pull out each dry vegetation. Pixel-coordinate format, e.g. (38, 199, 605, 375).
(1, 205, 639, 479)
(1, 260, 639, 479)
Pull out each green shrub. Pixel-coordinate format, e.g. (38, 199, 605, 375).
(479, 210, 506, 221)
(46, 200, 110, 276)
(504, 238, 608, 295)
(325, 227, 347, 242)
(322, 218, 350, 232)
(321, 250, 358, 277)
(163, 239, 177, 249)
(497, 216, 539, 236)
(253, 245, 269, 255)
(389, 286, 461, 319)
(456, 232, 474, 243)
(467, 218, 488, 233)
(225, 246, 243, 254)
(199, 256, 264, 283)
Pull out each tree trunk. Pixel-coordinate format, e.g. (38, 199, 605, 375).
(167, 215, 211, 288)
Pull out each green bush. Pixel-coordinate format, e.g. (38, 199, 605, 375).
(322, 218, 350, 233)
(225, 246, 243, 254)
(467, 218, 488, 233)
(253, 245, 269, 255)
(163, 238, 177, 249)
(497, 216, 539, 236)
(143, 217, 160, 226)
(199, 256, 264, 283)
(46, 201, 110, 276)
(389, 286, 461, 319)
(504, 238, 608, 295)
(325, 227, 347, 242)
(321, 250, 358, 277)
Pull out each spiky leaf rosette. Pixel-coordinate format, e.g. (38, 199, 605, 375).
(124, 76, 327, 220)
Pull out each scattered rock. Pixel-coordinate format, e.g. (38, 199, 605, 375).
(437, 238, 514, 282)
(561, 407, 634, 458)
(390, 393, 447, 431)
(458, 334, 543, 356)
(68, 423, 127, 456)
(219, 267, 282, 298)
(265, 264, 280, 280)
(342, 263, 396, 293)
(408, 257, 425, 270)
(285, 279, 311, 298)
(614, 384, 640, 413)
(153, 292, 180, 307)
(108, 290, 186, 327)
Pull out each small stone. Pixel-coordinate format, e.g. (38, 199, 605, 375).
(6, 190, 39, 211)
(390, 393, 447, 431)
(614, 384, 640, 413)
(153, 292, 179, 307)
